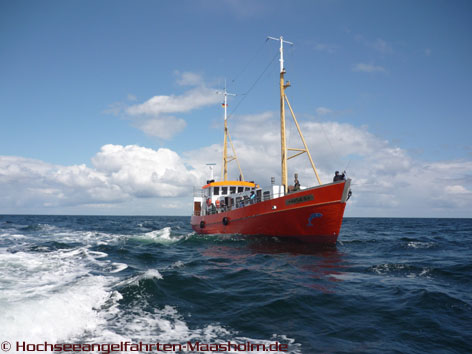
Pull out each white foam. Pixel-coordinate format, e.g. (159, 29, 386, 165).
(88, 250, 109, 258)
(0, 224, 302, 354)
(114, 268, 163, 288)
(407, 241, 435, 249)
(84, 301, 301, 354)
(134, 227, 185, 245)
(0, 233, 26, 239)
(170, 260, 185, 269)
(110, 262, 128, 273)
(143, 269, 163, 279)
(0, 276, 116, 346)
(0, 246, 120, 352)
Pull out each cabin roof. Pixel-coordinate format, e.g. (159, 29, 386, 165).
(202, 180, 256, 190)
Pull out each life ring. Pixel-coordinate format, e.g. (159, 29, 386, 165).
(206, 198, 211, 206)
(216, 200, 220, 208)
(200, 221, 205, 229)
(222, 217, 229, 226)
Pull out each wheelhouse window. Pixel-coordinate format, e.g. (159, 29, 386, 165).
(230, 186, 236, 194)
(222, 187, 228, 195)
(213, 187, 220, 196)
(237, 187, 244, 193)
(245, 187, 250, 192)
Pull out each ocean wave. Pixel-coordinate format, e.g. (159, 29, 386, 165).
(0, 245, 120, 350)
(79, 296, 302, 354)
(131, 227, 188, 245)
(370, 263, 433, 279)
(114, 269, 164, 288)
(407, 241, 436, 249)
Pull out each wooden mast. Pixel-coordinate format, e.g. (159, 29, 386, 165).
(218, 84, 244, 181)
(222, 94, 229, 180)
(269, 36, 292, 193)
(269, 36, 322, 190)
(280, 66, 288, 193)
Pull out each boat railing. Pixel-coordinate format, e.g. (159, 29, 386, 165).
(207, 188, 285, 214)
(196, 185, 292, 215)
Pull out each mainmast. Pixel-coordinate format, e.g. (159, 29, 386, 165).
(268, 36, 292, 193)
(268, 36, 322, 193)
(217, 83, 244, 181)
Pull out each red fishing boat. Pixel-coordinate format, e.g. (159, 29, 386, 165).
(191, 36, 351, 244)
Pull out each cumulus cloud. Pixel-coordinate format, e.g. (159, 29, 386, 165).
(0, 145, 207, 213)
(184, 112, 472, 217)
(91, 144, 202, 198)
(133, 116, 187, 140)
(126, 86, 219, 117)
(174, 71, 204, 86)
(2, 119, 471, 217)
(108, 72, 220, 140)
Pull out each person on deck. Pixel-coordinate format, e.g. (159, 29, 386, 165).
(294, 174, 300, 191)
(333, 171, 346, 182)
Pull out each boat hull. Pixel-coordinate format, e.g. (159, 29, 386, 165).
(191, 180, 350, 244)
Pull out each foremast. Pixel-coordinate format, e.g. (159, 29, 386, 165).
(268, 36, 322, 193)
(218, 84, 244, 182)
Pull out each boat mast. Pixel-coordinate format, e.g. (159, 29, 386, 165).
(268, 36, 293, 193)
(217, 83, 244, 181)
(268, 36, 322, 191)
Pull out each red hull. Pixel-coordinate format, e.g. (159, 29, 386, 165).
(191, 181, 349, 244)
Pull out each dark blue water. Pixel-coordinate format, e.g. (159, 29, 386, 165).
(1, 216, 471, 353)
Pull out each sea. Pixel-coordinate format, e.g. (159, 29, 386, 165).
(0, 215, 471, 354)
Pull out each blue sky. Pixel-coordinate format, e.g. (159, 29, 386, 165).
(1, 0, 471, 217)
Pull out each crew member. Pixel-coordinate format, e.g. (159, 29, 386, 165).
(294, 173, 300, 191)
(333, 171, 346, 182)
(250, 191, 256, 204)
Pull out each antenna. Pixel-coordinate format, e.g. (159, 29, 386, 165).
(267, 36, 294, 73)
(216, 80, 236, 122)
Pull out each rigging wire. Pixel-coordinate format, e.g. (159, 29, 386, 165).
(230, 39, 269, 85)
(227, 50, 279, 121)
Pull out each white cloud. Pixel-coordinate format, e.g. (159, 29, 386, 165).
(133, 116, 187, 140)
(126, 86, 219, 117)
(2, 120, 472, 217)
(174, 71, 204, 86)
(185, 113, 472, 217)
(353, 63, 387, 73)
(316, 107, 333, 116)
(445, 185, 469, 194)
(91, 144, 202, 198)
(0, 145, 207, 214)
(124, 81, 220, 140)
(107, 72, 220, 140)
